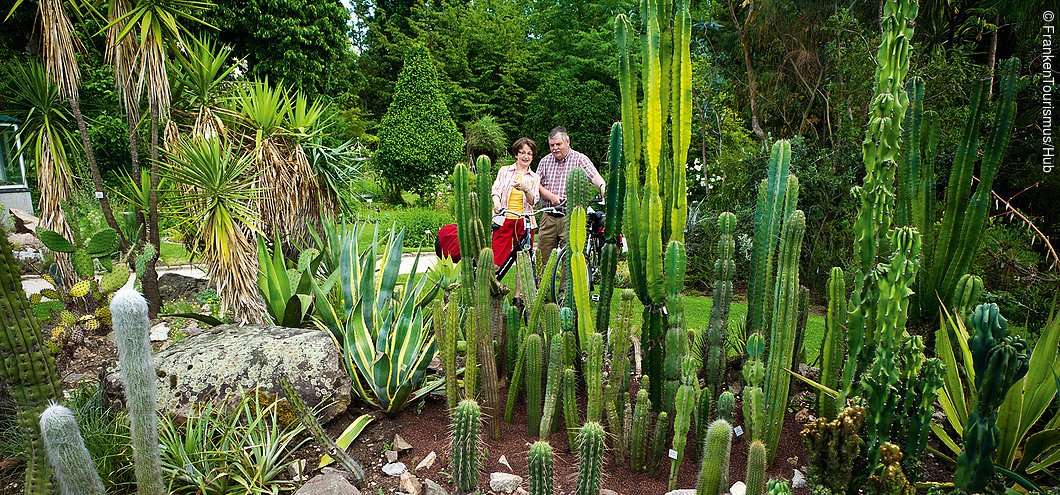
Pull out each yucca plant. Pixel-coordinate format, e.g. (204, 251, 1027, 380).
(1, 61, 78, 282)
(171, 34, 240, 140)
(312, 225, 441, 414)
(163, 135, 267, 324)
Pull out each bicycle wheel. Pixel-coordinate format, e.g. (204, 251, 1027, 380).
(551, 246, 594, 306)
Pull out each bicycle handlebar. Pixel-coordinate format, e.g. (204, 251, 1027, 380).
(495, 206, 564, 218)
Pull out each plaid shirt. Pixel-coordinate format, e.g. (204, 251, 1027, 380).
(536, 149, 601, 207)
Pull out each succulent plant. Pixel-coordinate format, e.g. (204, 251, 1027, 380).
(540, 335, 565, 438)
(746, 440, 767, 495)
(630, 384, 652, 472)
(704, 212, 736, 407)
(39, 404, 105, 495)
(695, 419, 733, 495)
(451, 399, 483, 493)
(526, 333, 544, 436)
(576, 422, 606, 495)
(529, 441, 554, 495)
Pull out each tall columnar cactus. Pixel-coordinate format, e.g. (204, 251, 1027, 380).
(862, 227, 921, 468)
(562, 366, 580, 450)
(896, 77, 936, 258)
(475, 155, 494, 238)
(528, 441, 554, 495)
(585, 332, 604, 422)
(595, 123, 627, 335)
(441, 300, 461, 410)
(704, 212, 736, 405)
(746, 141, 792, 339)
(716, 391, 735, 423)
(842, 0, 919, 405)
(615, 0, 691, 410)
(918, 60, 1019, 325)
(651, 411, 671, 469)
(896, 338, 944, 480)
(526, 333, 544, 436)
(630, 383, 652, 472)
(663, 321, 689, 415)
(955, 304, 1029, 493)
(540, 335, 565, 438)
(568, 206, 593, 349)
(818, 267, 846, 419)
(0, 235, 62, 495)
(111, 287, 165, 495)
(609, 290, 636, 415)
(464, 310, 478, 400)
(39, 404, 105, 495)
(746, 440, 767, 495)
(453, 163, 486, 305)
(742, 333, 766, 442)
(576, 422, 606, 495)
(763, 208, 806, 463)
(695, 419, 733, 495)
(475, 248, 503, 440)
(692, 384, 712, 460)
(669, 356, 698, 490)
(451, 399, 483, 493)
(506, 304, 520, 378)
(801, 405, 865, 495)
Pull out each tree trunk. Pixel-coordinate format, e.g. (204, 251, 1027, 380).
(141, 107, 162, 317)
(731, 0, 766, 139)
(69, 95, 127, 249)
(127, 113, 147, 246)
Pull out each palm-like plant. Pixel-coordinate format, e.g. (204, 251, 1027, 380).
(312, 225, 441, 414)
(2, 61, 78, 281)
(163, 136, 266, 323)
(172, 34, 240, 139)
(236, 80, 295, 238)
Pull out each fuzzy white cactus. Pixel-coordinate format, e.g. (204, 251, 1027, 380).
(39, 404, 104, 495)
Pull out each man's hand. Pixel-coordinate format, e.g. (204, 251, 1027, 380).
(539, 184, 561, 205)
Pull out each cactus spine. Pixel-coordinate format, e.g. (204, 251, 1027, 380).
(669, 356, 698, 490)
(615, 0, 691, 411)
(0, 235, 62, 495)
(575, 422, 606, 495)
(955, 304, 1028, 492)
(585, 332, 604, 422)
(540, 335, 565, 438)
(818, 268, 846, 419)
(39, 404, 104, 495)
(528, 441, 554, 495)
(562, 366, 580, 450)
(451, 399, 482, 493)
(704, 212, 736, 405)
(441, 300, 460, 410)
(695, 419, 733, 495)
(526, 333, 544, 436)
(763, 206, 806, 463)
(746, 440, 767, 495)
(464, 310, 478, 400)
(111, 287, 165, 495)
(716, 391, 735, 423)
(630, 384, 652, 472)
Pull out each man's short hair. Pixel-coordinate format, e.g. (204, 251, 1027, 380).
(549, 126, 569, 142)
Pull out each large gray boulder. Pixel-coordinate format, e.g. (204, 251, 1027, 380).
(107, 324, 351, 422)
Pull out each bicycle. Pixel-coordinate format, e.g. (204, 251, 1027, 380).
(493, 205, 564, 283)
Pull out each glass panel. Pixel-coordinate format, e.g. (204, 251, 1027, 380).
(0, 125, 26, 186)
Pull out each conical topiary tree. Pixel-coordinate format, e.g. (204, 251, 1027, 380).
(376, 43, 464, 200)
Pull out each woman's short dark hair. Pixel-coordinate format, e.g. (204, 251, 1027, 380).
(511, 137, 537, 157)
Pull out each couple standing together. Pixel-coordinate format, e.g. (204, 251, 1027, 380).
(490, 126, 606, 268)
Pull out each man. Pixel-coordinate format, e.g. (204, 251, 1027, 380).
(536, 126, 605, 267)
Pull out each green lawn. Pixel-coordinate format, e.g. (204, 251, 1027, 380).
(159, 241, 192, 266)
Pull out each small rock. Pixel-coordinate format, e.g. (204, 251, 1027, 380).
(416, 451, 436, 471)
(383, 462, 407, 476)
(498, 454, 512, 471)
(149, 322, 169, 342)
(787, 456, 800, 467)
(489, 472, 523, 493)
(320, 467, 352, 481)
(795, 407, 814, 424)
(398, 472, 422, 495)
(792, 469, 807, 489)
(394, 433, 413, 451)
(293, 473, 362, 495)
(601, 490, 620, 495)
(730, 481, 747, 495)
(515, 488, 529, 495)
(664, 490, 696, 495)
(287, 459, 307, 483)
(61, 373, 90, 388)
(386, 450, 399, 463)
(423, 479, 447, 495)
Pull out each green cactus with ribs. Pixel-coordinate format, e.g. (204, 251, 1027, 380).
(742, 333, 766, 443)
(0, 234, 63, 494)
(615, 0, 692, 409)
(703, 212, 735, 408)
(594, 123, 627, 335)
(451, 399, 483, 493)
(955, 304, 1028, 493)
(576, 422, 606, 495)
(695, 419, 732, 495)
(668, 355, 698, 490)
(529, 441, 554, 495)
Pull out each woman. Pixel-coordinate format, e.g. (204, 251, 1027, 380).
(491, 137, 541, 267)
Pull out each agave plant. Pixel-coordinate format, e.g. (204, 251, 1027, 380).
(163, 135, 267, 323)
(312, 224, 441, 414)
(256, 231, 320, 328)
